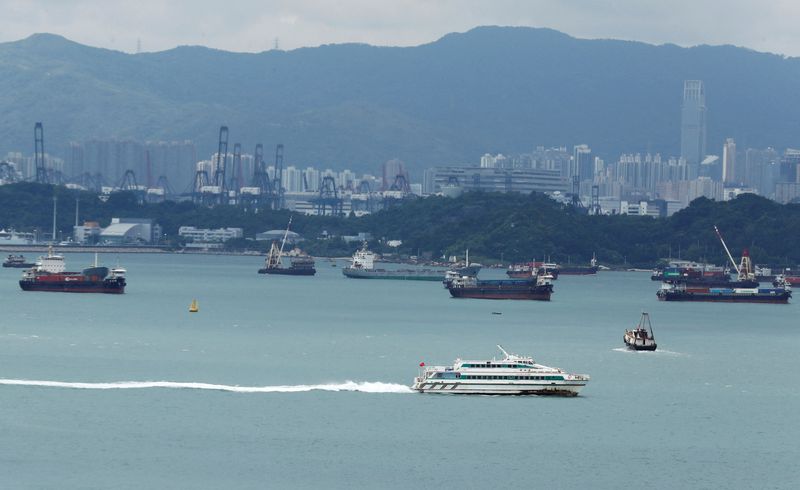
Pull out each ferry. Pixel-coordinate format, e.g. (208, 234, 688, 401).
(412, 345, 588, 396)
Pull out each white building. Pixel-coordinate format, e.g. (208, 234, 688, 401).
(178, 226, 243, 243)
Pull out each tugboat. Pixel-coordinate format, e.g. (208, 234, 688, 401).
(19, 249, 126, 294)
(342, 242, 446, 281)
(657, 227, 791, 304)
(447, 271, 554, 300)
(257, 218, 316, 276)
(624, 312, 657, 351)
(412, 345, 590, 396)
(3, 254, 34, 268)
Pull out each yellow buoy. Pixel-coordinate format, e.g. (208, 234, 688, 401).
(189, 299, 199, 313)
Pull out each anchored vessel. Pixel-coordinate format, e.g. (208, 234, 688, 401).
(3, 254, 34, 268)
(19, 250, 126, 294)
(447, 272, 554, 300)
(559, 254, 599, 275)
(507, 261, 560, 279)
(624, 312, 657, 351)
(412, 345, 589, 396)
(656, 226, 791, 303)
(258, 218, 316, 276)
(442, 249, 482, 287)
(342, 242, 446, 280)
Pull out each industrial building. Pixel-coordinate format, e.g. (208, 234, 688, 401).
(425, 166, 567, 195)
(98, 218, 161, 245)
(178, 226, 243, 248)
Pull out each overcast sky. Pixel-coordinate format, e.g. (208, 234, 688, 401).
(2, 0, 799, 57)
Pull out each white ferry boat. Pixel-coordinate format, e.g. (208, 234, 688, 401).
(412, 346, 589, 396)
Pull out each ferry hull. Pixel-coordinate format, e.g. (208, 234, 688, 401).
(342, 268, 444, 281)
(412, 381, 584, 396)
(656, 290, 790, 303)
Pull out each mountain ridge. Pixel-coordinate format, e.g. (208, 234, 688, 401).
(1, 26, 799, 178)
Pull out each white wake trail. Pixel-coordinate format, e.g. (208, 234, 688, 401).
(0, 379, 414, 394)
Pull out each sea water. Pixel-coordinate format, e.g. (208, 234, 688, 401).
(1, 253, 797, 489)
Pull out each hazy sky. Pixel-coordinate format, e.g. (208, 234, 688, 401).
(2, 0, 799, 56)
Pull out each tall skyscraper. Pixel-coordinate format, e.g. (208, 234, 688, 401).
(572, 144, 593, 180)
(680, 80, 707, 176)
(722, 138, 736, 184)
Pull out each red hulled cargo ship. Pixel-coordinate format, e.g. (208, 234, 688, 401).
(19, 249, 126, 294)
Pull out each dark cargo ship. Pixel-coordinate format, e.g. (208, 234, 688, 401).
(257, 218, 316, 276)
(447, 273, 554, 301)
(19, 250, 126, 294)
(559, 255, 599, 275)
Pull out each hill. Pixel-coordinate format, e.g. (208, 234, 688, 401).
(1, 183, 799, 267)
(2, 27, 800, 177)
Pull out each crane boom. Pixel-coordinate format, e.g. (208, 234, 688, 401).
(714, 225, 740, 275)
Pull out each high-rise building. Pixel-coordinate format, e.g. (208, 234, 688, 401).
(382, 159, 406, 190)
(722, 138, 736, 184)
(572, 144, 593, 180)
(680, 80, 707, 175)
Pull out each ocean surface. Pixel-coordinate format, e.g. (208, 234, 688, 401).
(1, 253, 798, 489)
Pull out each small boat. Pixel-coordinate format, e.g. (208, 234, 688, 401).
(412, 345, 589, 396)
(3, 254, 35, 268)
(624, 312, 657, 351)
(189, 299, 199, 313)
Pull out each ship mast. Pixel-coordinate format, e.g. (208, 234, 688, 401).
(713, 225, 741, 275)
(51, 196, 57, 244)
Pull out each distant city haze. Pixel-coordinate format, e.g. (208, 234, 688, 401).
(2, 0, 800, 57)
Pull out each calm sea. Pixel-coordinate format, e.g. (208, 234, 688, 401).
(1, 253, 797, 489)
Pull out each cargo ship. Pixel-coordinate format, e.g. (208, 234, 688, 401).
(3, 254, 34, 268)
(257, 218, 316, 276)
(19, 249, 126, 294)
(447, 272, 554, 300)
(657, 284, 791, 303)
(559, 254, 598, 275)
(342, 242, 446, 281)
(506, 261, 560, 279)
(656, 227, 791, 304)
(658, 265, 757, 288)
